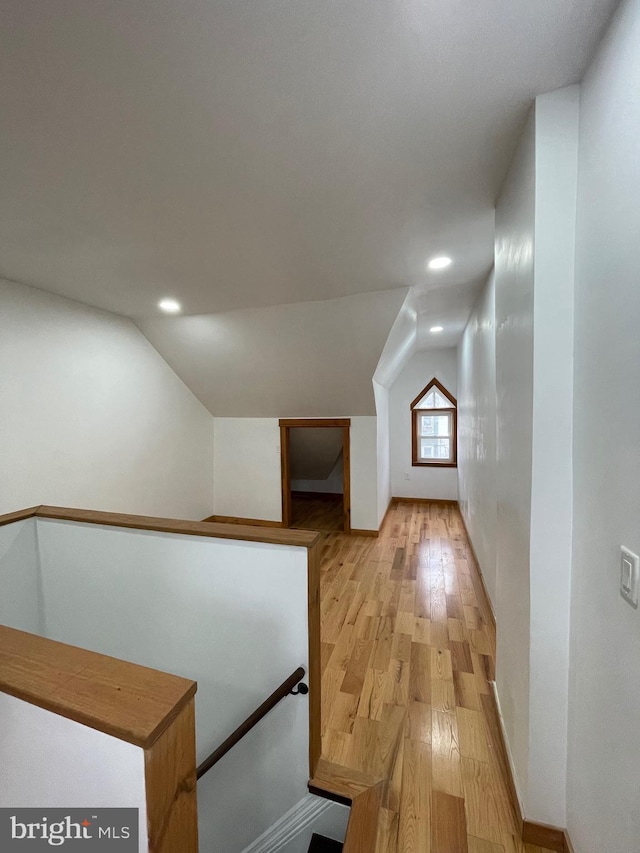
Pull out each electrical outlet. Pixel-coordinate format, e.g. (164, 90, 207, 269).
(404, 472, 410, 481)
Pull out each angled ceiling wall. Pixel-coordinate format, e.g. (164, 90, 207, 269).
(139, 289, 407, 417)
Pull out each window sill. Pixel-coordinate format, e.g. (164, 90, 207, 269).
(411, 461, 458, 468)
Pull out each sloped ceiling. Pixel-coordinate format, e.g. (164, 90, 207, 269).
(289, 429, 343, 481)
(0, 0, 617, 417)
(139, 289, 407, 416)
(0, 0, 616, 320)
(372, 272, 488, 390)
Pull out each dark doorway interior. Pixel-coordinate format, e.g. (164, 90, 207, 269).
(291, 492, 344, 532)
(279, 419, 351, 533)
(289, 427, 343, 531)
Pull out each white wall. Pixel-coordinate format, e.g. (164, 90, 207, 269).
(213, 416, 380, 531)
(0, 279, 214, 519)
(389, 349, 458, 501)
(35, 518, 311, 853)
(199, 685, 310, 853)
(567, 1, 640, 849)
(527, 85, 578, 826)
(0, 693, 147, 853)
(0, 519, 43, 634)
(374, 381, 391, 525)
(213, 419, 283, 521)
(493, 107, 535, 805)
(457, 272, 497, 605)
(349, 417, 379, 530)
(372, 290, 418, 525)
(460, 86, 580, 829)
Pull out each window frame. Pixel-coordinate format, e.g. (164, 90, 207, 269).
(410, 378, 458, 468)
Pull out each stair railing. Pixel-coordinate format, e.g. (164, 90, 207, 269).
(196, 667, 308, 780)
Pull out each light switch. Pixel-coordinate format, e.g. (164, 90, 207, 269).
(620, 547, 639, 608)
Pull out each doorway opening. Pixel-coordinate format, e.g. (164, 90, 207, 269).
(279, 419, 351, 533)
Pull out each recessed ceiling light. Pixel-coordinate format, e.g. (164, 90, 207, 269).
(427, 256, 452, 271)
(158, 298, 182, 314)
(430, 326, 444, 333)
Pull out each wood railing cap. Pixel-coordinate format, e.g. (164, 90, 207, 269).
(33, 505, 320, 548)
(0, 506, 41, 527)
(0, 625, 197, 749)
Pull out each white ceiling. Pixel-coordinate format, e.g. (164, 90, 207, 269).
(0, 0, 616, 324)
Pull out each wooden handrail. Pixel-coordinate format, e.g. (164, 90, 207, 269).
(196, 667, 307, 780)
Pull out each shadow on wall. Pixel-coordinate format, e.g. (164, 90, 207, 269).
(0, 519, 45, 636)
(289, 428, 344, 494)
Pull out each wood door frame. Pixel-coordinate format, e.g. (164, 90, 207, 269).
(279, 418, 351, 533)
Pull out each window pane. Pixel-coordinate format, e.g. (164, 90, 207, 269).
(432, 389, 450, 408)
(416, 388, 451, 409)
(420, 438, 451, 460)
(420, 414, 451, 437)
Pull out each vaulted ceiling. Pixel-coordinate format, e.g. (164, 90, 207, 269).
(0, 0, 617, 412)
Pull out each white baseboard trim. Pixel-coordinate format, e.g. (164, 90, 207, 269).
(241, 794, 334, 853)
(490, 680, 525, 820)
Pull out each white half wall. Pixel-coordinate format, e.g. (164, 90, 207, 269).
(0, 279, 214, 519)
(0, 519, 43, 635)
(457, 272, 497, 606)
(0, 693, 147, 853)
(567, 1, 640, 850)
(35, 518, 311, 853)
(389, 349, 458, 501)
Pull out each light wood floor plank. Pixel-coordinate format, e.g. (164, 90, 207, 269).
(457, 706, 491, 763)
(468, 837, 506, 853)
(398, 738, 431, 853)
(313, 500, 554, 853)
(432, 709, 463, 797)
(431, 791, 469, 853)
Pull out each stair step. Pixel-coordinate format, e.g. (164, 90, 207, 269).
(308, 832, 344, 853)
(310, 757, 383, 803)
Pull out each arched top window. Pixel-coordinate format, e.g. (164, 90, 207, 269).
(410, 377, 457, 467)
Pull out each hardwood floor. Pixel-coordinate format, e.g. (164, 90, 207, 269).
(317, 500, 552, 853)
(291, 493, 345, 532)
